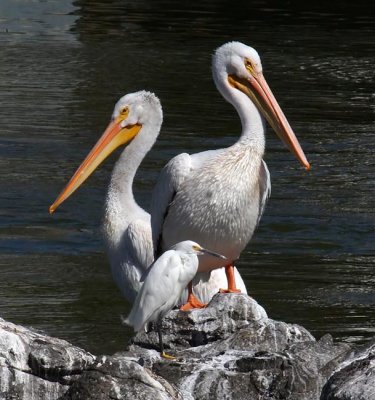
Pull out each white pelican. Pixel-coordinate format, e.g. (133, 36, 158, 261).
(49, 90, 247, 306)
(124, 240, 226, 358)
(151, 42, 310, 309)
(49, 91, 162, 302)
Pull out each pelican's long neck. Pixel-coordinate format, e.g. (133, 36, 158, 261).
(104, 112, 162, 246)
(214, 72, 266, 154)
(108, 140, 146, 212)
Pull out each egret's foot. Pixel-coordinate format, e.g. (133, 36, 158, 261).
(219, 288, 241, 294)
(161, 351, 176, 360)
(180, 294, 207, 311)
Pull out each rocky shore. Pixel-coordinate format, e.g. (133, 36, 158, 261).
(0, 293, 374, 399)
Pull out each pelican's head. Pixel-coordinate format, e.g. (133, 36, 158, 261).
(49, 91, 162, 214)
(112, 91, 162, 128)
(213, 41, 263, 80)
(213, 41, 310, 170)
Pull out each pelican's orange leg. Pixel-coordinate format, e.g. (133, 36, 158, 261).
(180, 281, 207, 311)
(219, 263, 241, 293)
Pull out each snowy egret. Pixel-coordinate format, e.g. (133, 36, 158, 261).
(124, 240, 226, 358)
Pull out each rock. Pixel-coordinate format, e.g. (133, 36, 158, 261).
(0, 317, 95, 400)
(0, 294, 374, 400)
(128, 294, 351, 400)
(131, 293, 269, 350)
(61, 353, 181, 400)
(320, 339, 375, 400)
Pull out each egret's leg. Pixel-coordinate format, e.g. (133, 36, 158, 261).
(158, 320, 175, 360)
(220, 263, 241, 293)
(180, 281, 207, 311)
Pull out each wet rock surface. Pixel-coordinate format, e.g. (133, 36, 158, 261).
(320, 340, 375, 400)
(0, 317, 95, 400)
(1, 294, 374, 399)
(61, 353, 180, 400)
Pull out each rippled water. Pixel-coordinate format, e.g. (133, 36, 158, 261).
(0, 0, 374, 354)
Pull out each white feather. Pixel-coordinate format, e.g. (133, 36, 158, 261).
(102, 91, 162, 302)
(150, 42, 275, 298)
(125, 240, 204, 331)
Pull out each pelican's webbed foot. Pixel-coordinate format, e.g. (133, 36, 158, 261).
(180, 281, 207, 311)
(180, 293, 207, 311)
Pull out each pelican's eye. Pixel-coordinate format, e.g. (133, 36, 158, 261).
(245, 59, 255, 74)
(120, 106, 129, 117)
(192, 245, 201, 251)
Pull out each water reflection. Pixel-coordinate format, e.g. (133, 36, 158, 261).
(0, 0, 77, 39)
(0, 0, 373, 355)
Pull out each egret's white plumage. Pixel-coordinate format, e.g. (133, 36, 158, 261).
(125, 241, 200, 331)
(124, 240, 226, 356)
(151, 42, 310, 303)
(49, 91, 162, 302)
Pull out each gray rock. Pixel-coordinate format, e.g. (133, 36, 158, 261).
(320, 340, 375, 400)
(127, 294, 351, 400)
(131, 293, 269, 351)
(1, 293, 374, 400)
(61, 353, 181, 400)
(0, 317, 95, 400)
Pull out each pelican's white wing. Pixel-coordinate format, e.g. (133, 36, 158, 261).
(151, 153, 192, 256)
(108, 218, 153, 303)
(257, 160, 271, 226)
(126, 219, 154, 271)
(151, 149, 224, 256)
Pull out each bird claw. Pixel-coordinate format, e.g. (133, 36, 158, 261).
(161, 351, 176, 360)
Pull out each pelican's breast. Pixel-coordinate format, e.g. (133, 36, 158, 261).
(163, 147, 263, 266)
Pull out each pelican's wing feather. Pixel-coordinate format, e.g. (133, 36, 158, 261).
(126, 218, 154, 274)
(257, 160, 271, 226)
(151, 153, 192, 255)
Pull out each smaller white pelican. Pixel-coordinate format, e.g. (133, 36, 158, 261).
(49, 91, 162, 302)
(124, 240, 226, 358)
(49, 90, 247, 307)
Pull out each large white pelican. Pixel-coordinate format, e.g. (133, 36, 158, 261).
(151, 42, 310, 309)
(49, 91, 162, 302)
(48, 90, 246, 305)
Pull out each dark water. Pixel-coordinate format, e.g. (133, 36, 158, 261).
(0, 0, 374, 355)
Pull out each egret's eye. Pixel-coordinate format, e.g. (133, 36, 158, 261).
(192, 245, 201, 251)
(120, 107, 129, 117)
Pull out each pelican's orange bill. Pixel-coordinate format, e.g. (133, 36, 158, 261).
(228, 73, 310, 170)
(49, 117, 142, 214)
